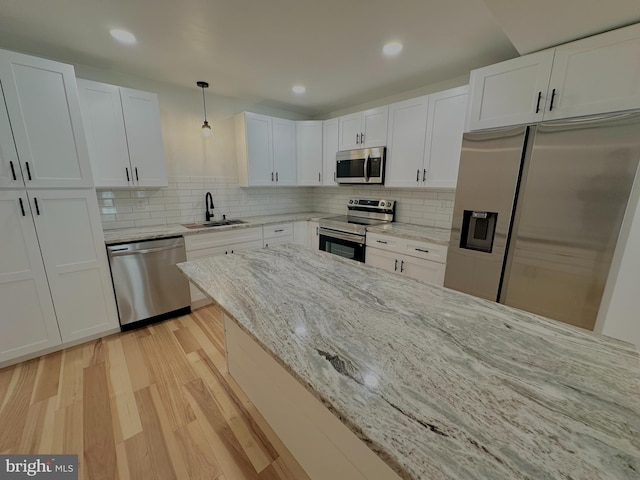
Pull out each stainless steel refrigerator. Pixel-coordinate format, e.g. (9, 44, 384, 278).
(444, 112, 640, 330)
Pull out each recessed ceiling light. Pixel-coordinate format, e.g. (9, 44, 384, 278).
(383, 41, 403, 57)
(292, 85, 306, 94)
(110, 29, 137, 45)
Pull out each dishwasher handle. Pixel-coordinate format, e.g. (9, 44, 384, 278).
(109, 244, 182, 257)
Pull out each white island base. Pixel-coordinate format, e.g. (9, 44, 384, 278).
(224, 314, 402, 480)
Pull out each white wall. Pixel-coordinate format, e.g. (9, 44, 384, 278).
(595, 169, 640, 346)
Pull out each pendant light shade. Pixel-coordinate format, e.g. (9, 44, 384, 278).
(197, 81, 212, 137)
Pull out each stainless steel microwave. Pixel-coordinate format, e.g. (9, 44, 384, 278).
(336, 147, 386, 184)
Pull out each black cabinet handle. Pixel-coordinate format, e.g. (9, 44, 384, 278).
(549, 88, 556, 111)
(34, 197, 40, 215)
(18, 197, 25, 216)
(394, 259, 398, 271)
(535, 91, 542, 113)
(25, 162, 32, 181)
(416, 169, 420, 182)
(271, 172, 274, 182)
(126, 167, 130, 182)
(376, 240, 388, 244)
(276, 172, 278, 182)
(400, 260, 405, 273)
(415, 248, 430, 253)
(135, 167, 139, 181)
(333, 171, 336, 182)
(231, 250, 234, 254)
(356, 133, 359, 144)
(361, 132, 365, 144)
(9, 161, 17, 181)
(275, 229, 284, 233)
(423, 169, 426, 182)
(318, 172, 321, 182)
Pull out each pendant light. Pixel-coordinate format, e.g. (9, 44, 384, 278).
(197, 81, 212, 137)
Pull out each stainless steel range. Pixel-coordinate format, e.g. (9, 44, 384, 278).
(319, 198, 395, 262)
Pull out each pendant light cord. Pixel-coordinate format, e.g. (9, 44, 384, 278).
(201, 86, 208, 122)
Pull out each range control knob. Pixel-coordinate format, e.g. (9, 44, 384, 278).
(349, 199, 353, 204)
(380, 201, 386, 207)
(354, 199, 359, 204)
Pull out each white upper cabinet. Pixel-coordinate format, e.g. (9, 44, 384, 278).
(236, 112, 296, 187)
(29, 189, 118, 342)
(322, 118, 339, 185)
(296, 121, 323, 186)
(467, 51, 553, 131)
(0, 189, 61, 363)
(338, 106, 388, 150)
(386, 86, 468, 189)
(240, 112, 273, 186)
(0, 88, 23, 187)
(385, 96, 429, 188)
(120, 87, 168, 187)
(423, 86, 468, 188)
(272, 117, 297, 186)
(467, 23, 640, 130)
(0, 49, 93, 188)
(544, 24, 640, 121)
(78, 79, 168, 188)
(77, 80, 130, 187)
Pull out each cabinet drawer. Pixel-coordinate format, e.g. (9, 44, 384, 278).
(403, 240, 447, 264)
(263, 222, 293, 239)
(366, 232, 404, 252)
(366, 232, 447, 264)
(184, 227, 262, 251)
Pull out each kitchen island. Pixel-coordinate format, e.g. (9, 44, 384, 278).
(178, 244, 639, 480)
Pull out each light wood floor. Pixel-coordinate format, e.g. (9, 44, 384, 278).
(0, 305, 311, 480)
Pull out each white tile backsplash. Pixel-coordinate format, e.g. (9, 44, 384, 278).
(98, 176, 315, 229)
(98, 178, 454, 230)
(311, 186, 455, 229)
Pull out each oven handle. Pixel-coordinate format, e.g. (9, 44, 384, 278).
(319, 227, 365, 245)
(364, 153, 369, 183)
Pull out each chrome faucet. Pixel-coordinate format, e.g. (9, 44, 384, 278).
(205, 192, 215, 222)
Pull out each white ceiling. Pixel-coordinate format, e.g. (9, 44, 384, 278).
(0, 0, 638, 116)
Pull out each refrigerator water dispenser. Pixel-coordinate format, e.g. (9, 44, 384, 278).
(460, 210, 497, 253)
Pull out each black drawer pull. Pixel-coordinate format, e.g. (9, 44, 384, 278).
(9, 161, 17, 181)
(376, 240, 388, 244)
(394, 259, 398, 271)
(400, 260, 405, 273)
(275, 229, 284, 233)
(415, 248, 430, 253)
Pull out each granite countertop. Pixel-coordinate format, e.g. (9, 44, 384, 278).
(102, 212, 331, 244)
(366, 222, 451, 245)
(178, 245, 639, 480)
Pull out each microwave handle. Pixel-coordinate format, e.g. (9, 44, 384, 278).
(364, 153, 369, 182)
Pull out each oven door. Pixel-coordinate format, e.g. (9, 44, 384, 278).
(319, 228, 366, 262)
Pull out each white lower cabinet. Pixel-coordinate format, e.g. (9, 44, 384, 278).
(0, 190, 61, 362)
(0, 189, 118, 363)
(309, 221, 320, 251)
(365, 232, 447, 286)
(292, 221, 309, 247)
(185, 227, 263, 307)
(263, 222, 293, 247)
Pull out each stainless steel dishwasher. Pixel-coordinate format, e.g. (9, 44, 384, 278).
(107, 236, 191, 330)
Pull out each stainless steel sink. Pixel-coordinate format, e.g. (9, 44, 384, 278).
(182, 219, 247, 229)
